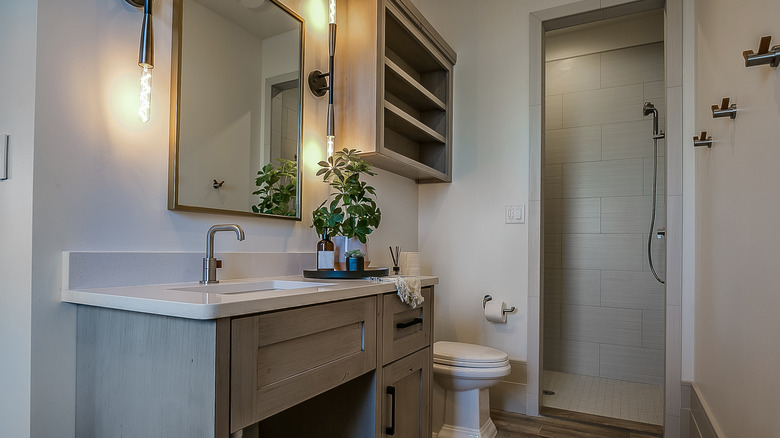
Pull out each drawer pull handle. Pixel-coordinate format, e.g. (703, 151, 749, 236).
(386, 385, 396, 435)
(396, 318, 423, 329)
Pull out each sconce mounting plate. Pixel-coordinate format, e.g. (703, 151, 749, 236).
(124, 0, 145, 8)
(308, 70, 329, 97)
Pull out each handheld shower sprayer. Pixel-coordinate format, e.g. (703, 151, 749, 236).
(643, 101, 665, 285)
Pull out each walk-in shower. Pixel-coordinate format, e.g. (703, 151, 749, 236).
(541, 7, 666, 432)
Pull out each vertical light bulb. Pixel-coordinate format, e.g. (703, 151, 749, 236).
(326, 135, 335, 159)
(328, 0, 336, 24)
(139, 65, 152, 123)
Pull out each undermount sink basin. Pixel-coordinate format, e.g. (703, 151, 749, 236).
(170, 280, 334, 294)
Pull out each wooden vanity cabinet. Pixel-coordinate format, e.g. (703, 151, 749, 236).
(75, 287, 434, 438)
(339, 0, 456, 183)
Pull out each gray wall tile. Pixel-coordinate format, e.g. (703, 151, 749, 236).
(545, 269, 601, 306)
(601, 196, 654, 234)
(601, 270, 665, 311)
(545, 125, 602, 164)
(562, 233, 644, 271)
(544, 302, 561, 339)
(560, 305, 643, 346)
(601, 43, 664, 87)
(545, 234, 562, 269)
(644, 156, 666, 196)
(546, 95, 563, 130)
(562, 158, 644, 198)
(643, 310, 665, 349)
(600, 344, 664, 385)
(545, 198, 601, 234)
(602, 119, 658, 160)
(562, 84, 644, 128)
(544, 164, 562, 199)
(546, 54, 601, 96)
(544, 338, 600, 376)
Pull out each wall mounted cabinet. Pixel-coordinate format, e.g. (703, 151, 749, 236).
(339, 0, 456, 182)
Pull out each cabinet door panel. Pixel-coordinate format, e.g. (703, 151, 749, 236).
(230, 297, 377, 432)
(382, 347, 431, 438)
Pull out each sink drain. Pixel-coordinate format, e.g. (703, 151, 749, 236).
(543, 389, 556, 396)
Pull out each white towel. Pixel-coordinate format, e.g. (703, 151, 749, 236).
(394, 276, 423, 308)
(368, 276, 423, 308)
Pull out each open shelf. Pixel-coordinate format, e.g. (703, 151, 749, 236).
(338, 0, 456, 182)
(384, 101, 445, 144)
(384, 57, 445, 112)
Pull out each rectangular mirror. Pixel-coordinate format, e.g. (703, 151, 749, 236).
(169, 0, 304, 219)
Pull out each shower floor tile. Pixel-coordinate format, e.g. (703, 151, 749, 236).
(542, 371, 663, 426)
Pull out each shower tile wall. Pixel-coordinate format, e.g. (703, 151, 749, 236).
(543, 42, 665, 386)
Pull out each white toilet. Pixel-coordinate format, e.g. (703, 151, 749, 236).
(433, 341, 511, 438)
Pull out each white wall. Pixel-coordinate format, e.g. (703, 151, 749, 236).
(24, 0, 418, 435)
(0, 1, 36, 436)
(694, 0, 780, 435)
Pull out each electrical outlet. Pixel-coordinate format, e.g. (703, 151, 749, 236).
(505, 205, 525, 224)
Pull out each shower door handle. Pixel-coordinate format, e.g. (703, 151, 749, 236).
(656, 227, 666, 238)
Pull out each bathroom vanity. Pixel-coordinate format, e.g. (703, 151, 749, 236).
(64, 270, 436, 438)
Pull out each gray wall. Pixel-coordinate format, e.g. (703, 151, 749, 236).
(543, 40, 666, 385)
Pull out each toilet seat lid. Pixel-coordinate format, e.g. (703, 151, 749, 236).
(433, 341, 509, 368)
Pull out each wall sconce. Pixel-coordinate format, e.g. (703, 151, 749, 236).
(308, 0, 337, 157)
(125, 0, 154, 123)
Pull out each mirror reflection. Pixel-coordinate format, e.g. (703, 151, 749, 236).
(170, 0, 303, 219)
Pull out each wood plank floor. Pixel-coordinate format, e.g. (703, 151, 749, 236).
(492, 409, 663, 438)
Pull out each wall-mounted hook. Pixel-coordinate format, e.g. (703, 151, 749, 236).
(693, 131, 713, 148)
(212, 179, 225, 189)
(743, 35, 780, 68)
(712, 98, 737, 119)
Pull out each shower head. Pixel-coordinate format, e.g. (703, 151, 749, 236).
(643, 101, 661, 137)
(643, 102, 657, 117)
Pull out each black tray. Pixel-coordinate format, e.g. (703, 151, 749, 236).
(303, 268, 389, 279)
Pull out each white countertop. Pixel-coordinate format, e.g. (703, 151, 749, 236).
(62, 275, 438, 320)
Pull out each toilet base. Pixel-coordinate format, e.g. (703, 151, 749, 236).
(436, 418, 497, 438)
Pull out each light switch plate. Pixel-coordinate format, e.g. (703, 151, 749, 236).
(0, 135, 7, 181)
(505, 205, 525, 224)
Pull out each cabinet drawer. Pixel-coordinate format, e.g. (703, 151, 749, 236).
(230, 297, 377, 432)
(382, 287, 432, 365)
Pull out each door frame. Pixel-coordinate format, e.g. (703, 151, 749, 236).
(526, 1, 694, 436)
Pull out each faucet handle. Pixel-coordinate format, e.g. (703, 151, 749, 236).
(215, 259, 223, 269)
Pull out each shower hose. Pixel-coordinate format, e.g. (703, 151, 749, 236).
(648, 136, 665, 285)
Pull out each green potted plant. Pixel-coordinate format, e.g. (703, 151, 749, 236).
(312, 148, 382, 269)
(344, 249, 365, 272)
(252, 158, 297, 216)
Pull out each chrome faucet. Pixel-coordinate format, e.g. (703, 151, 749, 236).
(201, 224, 245, 284)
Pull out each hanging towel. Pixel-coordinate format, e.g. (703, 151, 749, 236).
(368, 276, 423, 308)
(394, 276, 423, 308)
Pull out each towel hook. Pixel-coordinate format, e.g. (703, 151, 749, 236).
(482, 294, 516, 314)
(212, 179, 225, 189)
(693, 131, 713, 148)
(743, 36, 780, 68)
(712, 98, 737, 119)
